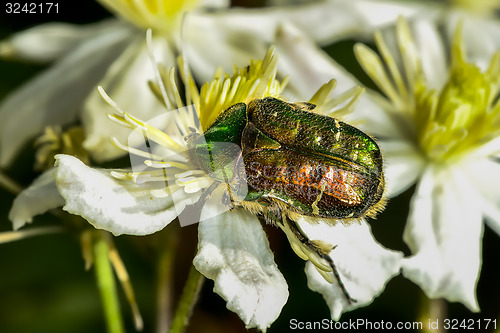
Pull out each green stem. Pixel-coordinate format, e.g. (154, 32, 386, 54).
(0, 171, 22, 194)
(419, 294, 447, 333)
(169, 264, 204, 333)
(156, 229, 179, 333)
(0, 226, 65, 244)
(93, 231, 125, 333)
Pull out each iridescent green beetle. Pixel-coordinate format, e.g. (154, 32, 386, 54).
(187, 97, 385, 303)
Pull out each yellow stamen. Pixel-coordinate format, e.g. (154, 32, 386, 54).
(35, 126, 89, 170)
(451, 0, 500, 14)
(198, 47, 287, 130)
(356, 18, 500, 163)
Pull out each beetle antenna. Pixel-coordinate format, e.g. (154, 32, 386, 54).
(177, 181, 219, 226)
(318, 245, 357, 305)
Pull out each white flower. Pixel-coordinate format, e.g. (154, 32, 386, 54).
(0, 0, 224, 167)
(282, 14, 500, 312)
(0, 0, 426, 167)
(11, 47, 402, 330)
(9, 168, 65, 230)
(353, 17, 500, 311)
(183, 0, 428, 80)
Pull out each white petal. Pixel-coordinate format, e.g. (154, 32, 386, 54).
(0, 20, 118, 62)
(185, 1, 426, 83)
(460, 158, 500, 236)
(275, 22, 360, 99)
(193, 194, 288, 331)
(54, 154, 190, 236)
(198, 0, 229, 7)
(82, 36, 175, 162)
(273, 0, 427, 45)
(482, 199, 500, 236)
(274, 23, 402, 138)
(0, 22, 134, 168)
(329, 0, 429, 42)
(444, 12, 500, 71)
(411, 18, 448, 89)
(294, 216, 402, 320)
(402, 165, 482, 311)
(380, 139, 425, 197)
(8, 168, 64, 230)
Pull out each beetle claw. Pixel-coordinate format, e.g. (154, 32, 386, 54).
(279, 213, 357, 305)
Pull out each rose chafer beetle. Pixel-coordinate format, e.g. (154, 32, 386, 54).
(186, 97, 385, 304)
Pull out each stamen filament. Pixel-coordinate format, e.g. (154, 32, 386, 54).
(111, 137, 166, 160)
(146, 29, 173, 110)
(375, 30, 409, 102)
(98, 86, 126, 115)
(122, 113, 185, 152)
(355, 44, 402, 106)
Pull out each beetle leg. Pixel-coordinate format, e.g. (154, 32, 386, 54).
(280, 213, 356, 305)
(264, 208, 282, 225)
(221, 188, 233, 208)
(177, 181, 221, 224)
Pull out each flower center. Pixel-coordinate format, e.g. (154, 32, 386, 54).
(450, 0, 500, 14)
(98, 0, 199, 34)
(414, 27, 500, 162)
(196, 49, 287, 130)
(355, 18, 500, 164)
(104, 47, 286, 195)
(35, 126, 89, 171)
